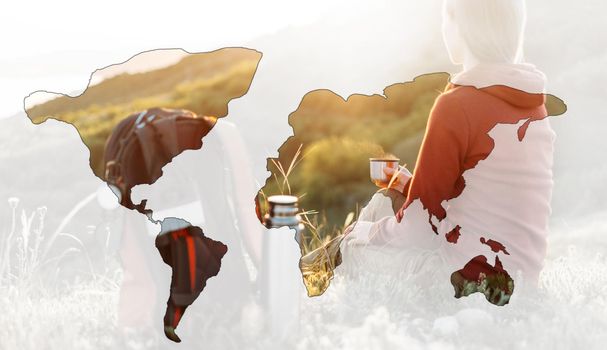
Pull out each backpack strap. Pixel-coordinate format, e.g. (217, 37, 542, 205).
(136, 115, 173, 182)
(105, 110, 149, 204)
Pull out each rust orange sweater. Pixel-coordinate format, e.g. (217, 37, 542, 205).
(363, 63, 556, 282)
(398, 82, 548, 225)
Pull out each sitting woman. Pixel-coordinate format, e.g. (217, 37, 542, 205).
(344, 0, 556, 299)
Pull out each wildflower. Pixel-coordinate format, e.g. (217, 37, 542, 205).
(36, 206, 47, 219)
(8, 197, 19, 210)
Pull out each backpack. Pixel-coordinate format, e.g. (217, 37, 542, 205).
(103, 107, 216, 211)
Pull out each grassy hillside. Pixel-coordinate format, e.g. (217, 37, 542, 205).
(26, 48, 262, 177)
(259, 73, 449, 243)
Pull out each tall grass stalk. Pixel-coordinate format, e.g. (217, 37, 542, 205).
(268, 144, 304, 195)
(0, 194, 101, 290)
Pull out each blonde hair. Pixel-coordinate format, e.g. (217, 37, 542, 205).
(448, 0, 527, 63)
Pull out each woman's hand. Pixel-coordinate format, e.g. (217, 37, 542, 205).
(383, 165, 412, 193)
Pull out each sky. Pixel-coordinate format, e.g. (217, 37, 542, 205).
(0, 0, 362, 117)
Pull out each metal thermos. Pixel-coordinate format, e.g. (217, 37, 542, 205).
(261, 194, 303, 338)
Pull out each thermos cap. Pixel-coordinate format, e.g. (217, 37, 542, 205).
(267, 195, 298, 205)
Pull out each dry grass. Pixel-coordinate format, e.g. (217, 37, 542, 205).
(3, 195, 607, 349)
(259, 145, 361, 297)
(0, 197, 125, 349)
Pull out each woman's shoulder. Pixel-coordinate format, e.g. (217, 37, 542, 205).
(439, 83, 489, 105)
(429, 85, 476, 121)
(435, 83, 522, 117)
